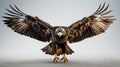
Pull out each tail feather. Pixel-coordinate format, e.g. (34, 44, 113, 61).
(41, 43, 74, 55)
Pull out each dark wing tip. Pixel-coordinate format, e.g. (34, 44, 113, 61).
(5, 4, 25, 16)
(2, 16, 6, 18)
(93, 3, 111, 15)
(3, 20, 9, 23)
(9, 4, 20, 13)
(101, 10, 112, 15)
(5, 8, 19, 15)
(14, 5, 24, 13)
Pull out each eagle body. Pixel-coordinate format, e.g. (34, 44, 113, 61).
(3, 3, 115, 63)
(41, 26, 74, 56)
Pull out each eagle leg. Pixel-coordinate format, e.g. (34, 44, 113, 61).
(61, 53, 68, 63)
(53, 54, 59, 62)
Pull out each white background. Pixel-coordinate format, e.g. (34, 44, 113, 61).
(0, 0, 120, 67)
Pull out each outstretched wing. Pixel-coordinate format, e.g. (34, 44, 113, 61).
(68, 3, 116, 43)
(3, 5, 53, 42)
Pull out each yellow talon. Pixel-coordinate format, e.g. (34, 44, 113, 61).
(61, 53, 68, 63)
(53, 54, 59, 62)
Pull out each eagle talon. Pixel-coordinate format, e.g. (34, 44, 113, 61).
(53, 54, 59, 63)
(61, 53, 68, 63)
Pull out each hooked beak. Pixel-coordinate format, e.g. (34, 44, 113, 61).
(57, 32, 63, 37)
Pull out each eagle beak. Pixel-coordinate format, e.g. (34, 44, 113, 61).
(58, 32, 63, 37)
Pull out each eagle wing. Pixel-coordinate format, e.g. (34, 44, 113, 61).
(3, 5, 53, 42)
(68, 3, 116, 43)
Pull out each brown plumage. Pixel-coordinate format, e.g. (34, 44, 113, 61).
(3, 3, 115, 63)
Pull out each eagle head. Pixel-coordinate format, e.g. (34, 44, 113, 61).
(55, 27, 66, 37)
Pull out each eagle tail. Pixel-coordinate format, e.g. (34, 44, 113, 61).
(41, 43, 74, 56)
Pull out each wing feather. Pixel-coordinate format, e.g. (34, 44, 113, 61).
(68, 3, 115, 43)
(3, 5, 53, 42)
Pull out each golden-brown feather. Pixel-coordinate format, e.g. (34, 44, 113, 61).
(3, 5, 53, 42)
(68, 3, 115, 43)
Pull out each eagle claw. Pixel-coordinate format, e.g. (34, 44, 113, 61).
(53, 54, 59, 63)
(61, 54, 68, 63)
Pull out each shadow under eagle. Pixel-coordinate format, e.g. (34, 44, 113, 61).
(3, 3, 115, 63)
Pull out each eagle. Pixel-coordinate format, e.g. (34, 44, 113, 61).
(3, 3, 115, 63)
